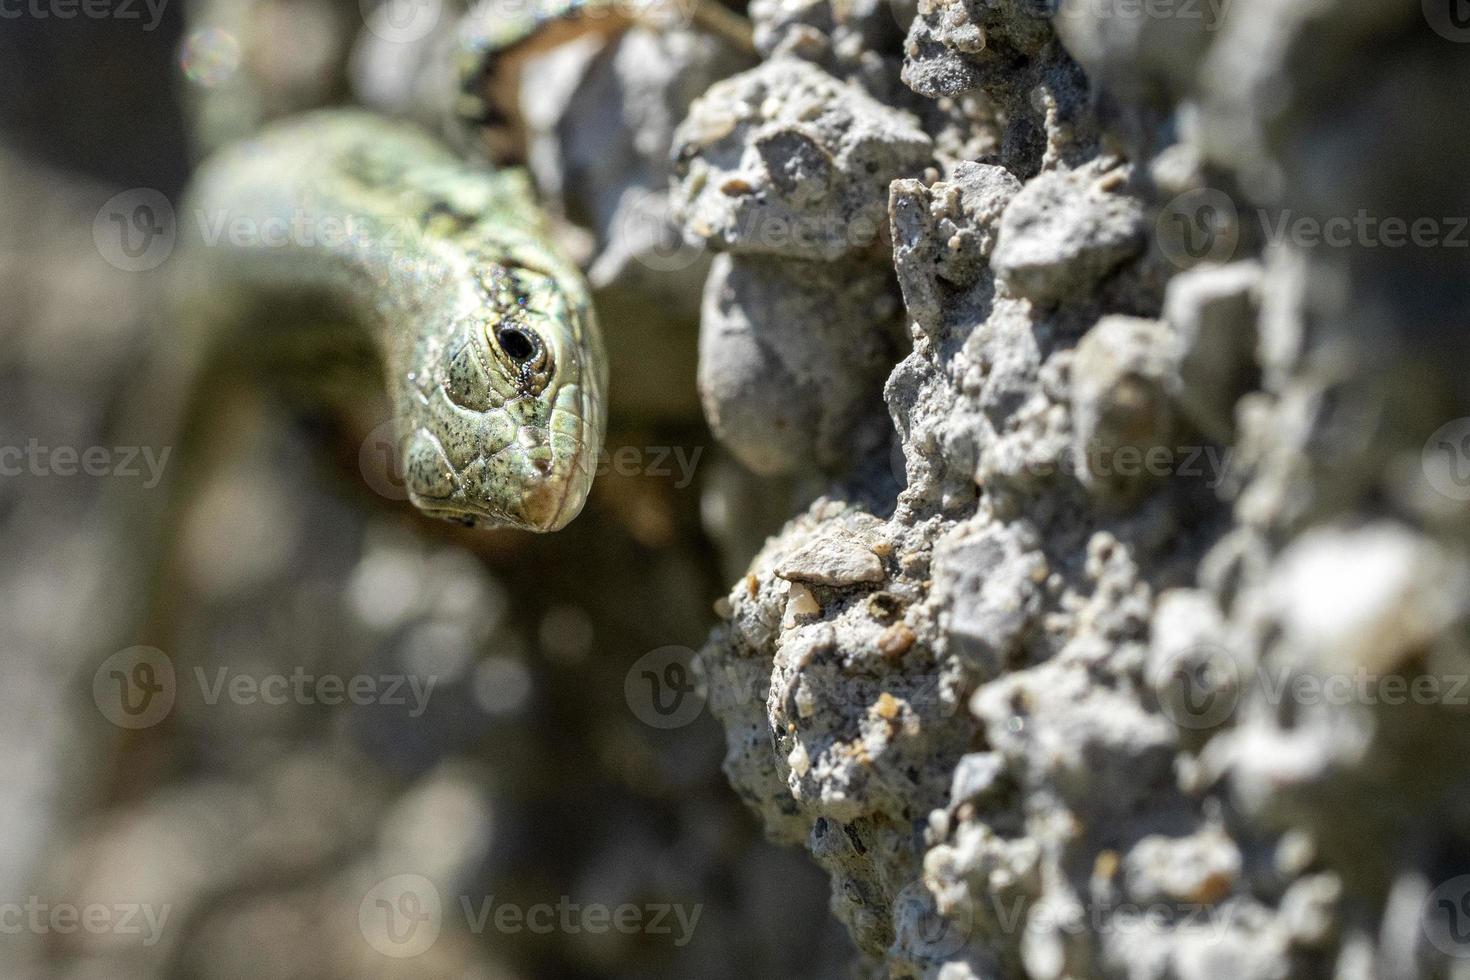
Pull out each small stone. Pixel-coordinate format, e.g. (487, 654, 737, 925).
(992, 165, 1146, 306)
(1123, 829, 1242, 906)
(931, 520, 1045, 675)
(1280, 874, 1342, 949)
(1070, 315, 1177, 501)
(890, 162, 1021, 333)
(788, 741, 811, 777)
(673, 59, 934, 261)
(776, 533, 886, 586)
(795, 677, 817, 718)
(698, 253, 903, 475)
(873, 692, 901, 720)
(784, 582, 821, 626)
(1163, 261, 1262, 441)
(949, 751, 1005, 805)
(1267, 523, 1470, 675)
(877, 623, 916, 660)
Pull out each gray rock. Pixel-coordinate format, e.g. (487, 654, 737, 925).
(672, 58, 934, 261)
(890, 162, 1021, 333)
(1069, 314, 1178, 500)
(931, 517, 1046, 676)
(698, 252, 903, 475)
(991, 163, 1147, 304)
(776, 531, 888, 586)
(694, 0, 1470, 977)
(899, 0, 1055, 100)
(1163, 260, 1262, 441)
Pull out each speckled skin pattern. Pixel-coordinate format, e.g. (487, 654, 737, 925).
(180, 110, 607, 531)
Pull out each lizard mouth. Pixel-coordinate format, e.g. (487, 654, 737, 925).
(410, 430, 592, 532)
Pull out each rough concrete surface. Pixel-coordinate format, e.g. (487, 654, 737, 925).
(688, 0, 1470, 977)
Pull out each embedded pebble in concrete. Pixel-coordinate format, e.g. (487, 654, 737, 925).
(1162, 260, 1262, 442)
(1069, 314, 1177, 500)
(698, 252, 904, 474)
(890, 161, 1020, 333)
(749, 0, 907, 97)
(774, 530, 887, 586)
(899, 0, 1053, 100)
(672, 58, 934, 261)
(990, 162, 1147, 305)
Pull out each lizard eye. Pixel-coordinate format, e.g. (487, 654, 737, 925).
(497, 325, 539, 362)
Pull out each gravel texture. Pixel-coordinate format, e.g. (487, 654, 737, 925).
(688, 0, 1470, 976)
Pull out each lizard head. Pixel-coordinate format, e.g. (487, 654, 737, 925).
(395, 259, 607, 532)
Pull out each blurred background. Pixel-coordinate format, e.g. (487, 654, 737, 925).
(0, 5, 859, 977)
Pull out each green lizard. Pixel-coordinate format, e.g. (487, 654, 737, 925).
(179, 110, 606, 531)
(174, 0, 749, 531)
